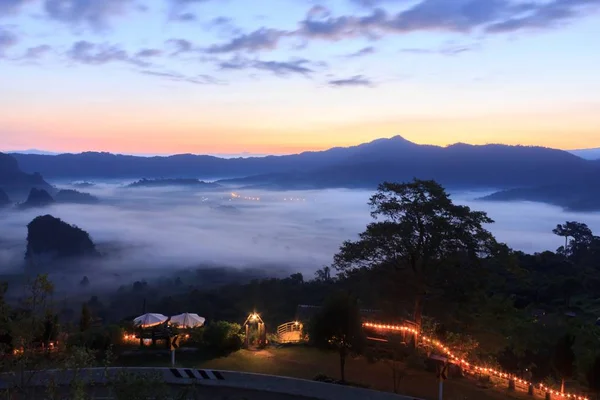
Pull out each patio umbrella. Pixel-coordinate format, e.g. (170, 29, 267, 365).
(133, 313, 168, 328)
(170, 313, 205, 328)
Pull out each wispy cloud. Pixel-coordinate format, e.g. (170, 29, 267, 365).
(140, 69, 222, 85)
(22, 44, 52, 59)
(166, 38, 195, 55)
(204, 28, 289, 53)
(328, 74, 374, 87)
(67, 40, 148, 67)
(218, 55, 314, 77)
(0, 28, 17, 56)
(135, 48, 163, 58)
(345, 46, 376, 58)
(400, 41, 481, 56)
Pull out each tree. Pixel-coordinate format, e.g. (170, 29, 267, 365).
(553, 221, 594, 259)
(314, 266, 333, 282)
(553, 334, 576, 393)
(80, 303, 92, 332)
(333, 179, 497, 328)
(309, 291, 364, 382)
(587, 354, 600, 398)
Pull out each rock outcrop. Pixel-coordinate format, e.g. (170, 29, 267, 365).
(25, 215, 99, 261)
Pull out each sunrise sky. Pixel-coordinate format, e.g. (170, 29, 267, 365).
(1, 0, 599, 155)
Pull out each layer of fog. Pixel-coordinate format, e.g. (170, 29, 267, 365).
(1, 183, 600, 290)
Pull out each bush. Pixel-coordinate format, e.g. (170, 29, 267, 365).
(202, 321, 243, 355)
(67, 325, 123, 351)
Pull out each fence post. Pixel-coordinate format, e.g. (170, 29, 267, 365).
(545, 391, 551, 400)
(528, 384, 534, 396)
(508, 379, 515, 391)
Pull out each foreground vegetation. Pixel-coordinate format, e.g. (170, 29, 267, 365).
(1, 179, 600, 399)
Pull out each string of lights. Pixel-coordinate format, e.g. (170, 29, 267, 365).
(362, 322, 589, 400)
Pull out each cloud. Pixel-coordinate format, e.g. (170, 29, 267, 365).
(328, 74, 373, 87)
(140, 69, 221, 85)
(22, 44, 52, 59)
(486, 0, 600, 33)
(254, 58, 313, 76)
(68, 40, 147, 66)
(346, 46, 376, 57)
(166, 38, 194, 55)
(172, 12, 196, 21)
(218, 55, 314, 77)
(0, 28, 17, 55)
(0, 0, 33, 16)
(400, 41, 480, 56)
(135, 48, 162, 58)
(43, 0, 136, 30)
(204, 28, 289, 53)
(295, 0, 600, 42)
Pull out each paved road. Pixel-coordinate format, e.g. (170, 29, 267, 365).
(0, 368, 425, 400)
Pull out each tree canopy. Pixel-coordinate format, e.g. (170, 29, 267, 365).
(333, 179, 498, 326)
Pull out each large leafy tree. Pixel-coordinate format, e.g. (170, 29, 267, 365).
(309, 291, 364, 382)
(333, 179, 497, 328)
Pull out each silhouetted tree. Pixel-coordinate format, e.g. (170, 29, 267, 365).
(309, 291, 364, 382)
(553, 334, 576, 393)
(333, 179, 497, 328)
(587, 354, 600, 399)
(80, 303, 92, 332)
(80, 276, 90, 287)
(553, 221, 594, 259)
(314, 266, 333, 282)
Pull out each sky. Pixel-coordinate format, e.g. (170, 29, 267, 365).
(1, 0, 600, 155)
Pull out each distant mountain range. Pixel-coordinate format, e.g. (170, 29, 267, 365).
(0, 152, 53, 201)
(4, 137, 600, 210)
(569, 148, 600, 160)
(481, 184, 600, 212)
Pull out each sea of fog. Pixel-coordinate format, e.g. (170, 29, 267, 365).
(1, 182, 599, 284)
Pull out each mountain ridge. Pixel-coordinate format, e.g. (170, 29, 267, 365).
(7, 136, 600, 192)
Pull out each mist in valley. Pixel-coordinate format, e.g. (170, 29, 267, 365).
(0, 181, 599, 295)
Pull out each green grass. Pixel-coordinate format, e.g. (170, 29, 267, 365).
(117, 346, 530, 400)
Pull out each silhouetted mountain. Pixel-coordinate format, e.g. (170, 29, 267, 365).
(18, 188, 55, 209)
(55, 189, 99, 204)
(25, 215, 99, 261)
(480, 184, 600, 212)
(10, 137, 600, 190)
(0, 152, 53, 201)
(0, 188, 10, 207)
(126, 178, 222, 189)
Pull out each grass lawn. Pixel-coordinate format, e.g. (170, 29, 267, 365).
(117, 345, 530, 400)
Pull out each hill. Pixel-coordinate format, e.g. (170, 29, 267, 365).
(480, 184, 600, 212)
(126, 178, 222, 189)
(18, 188, 55, 209)
(25, 215, 99, 261)
(55, 189, 99, 204)
(10, 137, 600, 190)
(0, 152, 54, 201)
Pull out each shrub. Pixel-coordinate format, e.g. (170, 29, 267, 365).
(202, 321, 243, 355)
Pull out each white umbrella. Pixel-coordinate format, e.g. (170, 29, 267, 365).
(170, 313, 205, 328)
(133, 313, 168, 328)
